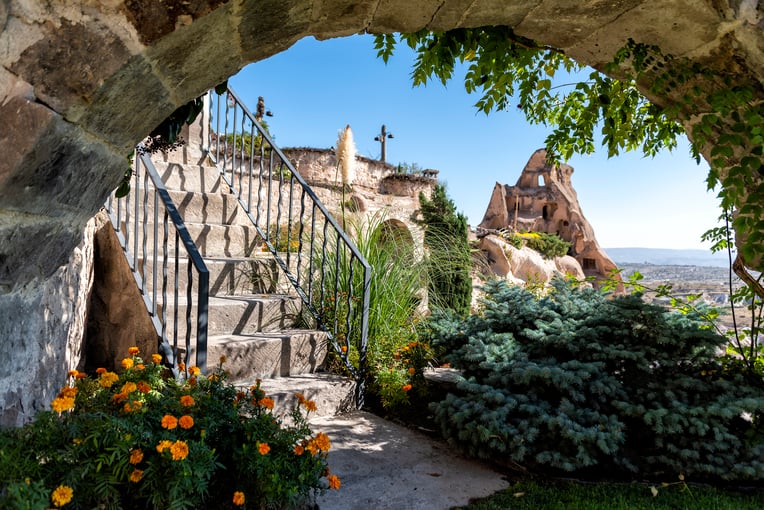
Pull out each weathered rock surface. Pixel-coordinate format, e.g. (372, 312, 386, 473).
(479, 149, 619, 282)
(1, 0, 763, 423)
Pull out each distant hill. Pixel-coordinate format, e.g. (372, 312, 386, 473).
(604, 247, 733, 267)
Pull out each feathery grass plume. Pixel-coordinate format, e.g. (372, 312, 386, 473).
(336, 125, 356, 186)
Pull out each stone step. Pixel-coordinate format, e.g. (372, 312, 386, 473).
(236, 372, 356, 419)
(138, 256, 291, 296)
(159, 294, 303, 338)
(189, 331, 329, 380)
(152, 161, 227, 193)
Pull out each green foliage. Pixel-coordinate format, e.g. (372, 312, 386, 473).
(425, 278, 764, 480)
(267, 222, 301, 253)
(395, 161, 423, 175)
(0, 350, 337, 510)
(499, 230, 571, 259)
(418, 185, 472, 315)
(314, 213, 430, 409)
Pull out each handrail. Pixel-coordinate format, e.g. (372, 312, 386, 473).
(105, 148, 209, 376)
(205, 86, 371, 406)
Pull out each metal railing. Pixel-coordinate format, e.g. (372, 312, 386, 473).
(105, 149, 209, 376)
(206, 86, 371, 405)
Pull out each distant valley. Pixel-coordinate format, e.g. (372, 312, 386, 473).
(604, 247, 732, 268)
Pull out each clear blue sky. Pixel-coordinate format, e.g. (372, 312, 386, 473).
(230, 34, 722, 250)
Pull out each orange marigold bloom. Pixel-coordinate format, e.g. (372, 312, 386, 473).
(111, 392, 128, 404)
(51, 485, 73, 507)
(294, 444, 305, 456)
(189, 366, 201, 376)
(306, 440, 319, 456)
(340, 345, 348, 353)
(51, 396, 75, 414)
(95, 367, 107, 374)
(327, 474, 341, 490)
(122, 358, 134, 370)
(137, 381, 151, 394)
(314, 432, 331, 452)
(121, 382, 137, 394)
(128, 347, 140, 355)
(408, 367, 416, 375)
(304, 400, 317, 412)
(60, 387, 77, 399)
(258, 397, 274, 409)
(179, 395, 195, 407)
(67, 370, 79, 378)
(177, 362, 186, 372)
(402, 384, 412, 392)
(232, 491, 245, 506)
(179, 415, 194, 429)
(170, 440, 189, 461)
(161, 415, 178, 429)
(152, 354, 163, 364)
(99, 371, 119, 388)
(129, 449, 144, 465)
(156, 440, 173, 453)
(257, 442, 270, 455)
(123, 401, 142, 413)
(129, 469, 144, 483)
(134, 364, 145, 371)
(75, 372, 87, 379)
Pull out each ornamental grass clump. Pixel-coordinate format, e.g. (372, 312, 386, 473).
(0, 349, 339, 510)
(425, 278, 764, 481)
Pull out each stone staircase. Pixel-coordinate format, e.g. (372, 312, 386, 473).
(141, 156, 356, 417)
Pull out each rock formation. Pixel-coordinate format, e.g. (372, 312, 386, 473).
(479, 149, 618, 282)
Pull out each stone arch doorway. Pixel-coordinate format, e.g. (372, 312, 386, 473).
(375, 218, 414, 259)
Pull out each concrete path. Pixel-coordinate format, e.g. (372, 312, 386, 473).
(311, 411, 510, 510)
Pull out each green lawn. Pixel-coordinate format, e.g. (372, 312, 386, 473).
(456, 479, 764, 510)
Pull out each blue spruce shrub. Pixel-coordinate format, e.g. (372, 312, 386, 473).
(427, 278, 764, 480)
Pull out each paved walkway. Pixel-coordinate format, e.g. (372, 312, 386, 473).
(311, 411, 510, 510)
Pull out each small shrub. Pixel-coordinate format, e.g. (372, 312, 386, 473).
(0, 350, 338, 510)
(519, 231, 570, 259)
(425, 278, 764, 481)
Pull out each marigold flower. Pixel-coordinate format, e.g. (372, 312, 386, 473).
(95, 367, 107, 375)
(156, 440, 173, 453)
(402, 384, 412, 392)
(75, 372, 86, 379)
(408, 367, 416, 375)
(128, 346, 140, 355)
(295, 392, 305, 404)
(220, 355, 228, 364)
(304, 400, 317, 412)
(129, 449, 144, 465)
(327, 474, 341, 490)
(161, 414, 178, 429)
(137, 381, 151, 394)
(111, 392, 128, 404)
(306, 440, 319, 456)
(67, 370, 79, 378)
(179, 395, 195, 407)
(340, 345, 348, 353)
(51, 485, 73, 507)
(258, 442, 270, 455)
(232, 491, 245, 506)
(99, 371, 119, 388)
(294, 444, 305, 456)
(123, 401, 142, 413)
(177, 362, 186, 372)
(314, 432, 331, 452)
(152, 354, 162, 364)
(135, 364, 145, 371)
(189, 366, 201, 376)
(258, 397, 274, 409)
(129, 469, 144, 483)
(51, 396, 75, 414)
(121, 382, 137, 394)
(188, 377, 198, 386)
(179, 415, 194, 429)
(170, 440, 189, 461)
(60, 387, 77, 399)
(122, 358, 134, 370)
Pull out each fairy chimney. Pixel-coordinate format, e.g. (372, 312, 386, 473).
(479, 149, 618, 281)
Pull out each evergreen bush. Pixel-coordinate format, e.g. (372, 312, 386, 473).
(426, 278, 764, 481)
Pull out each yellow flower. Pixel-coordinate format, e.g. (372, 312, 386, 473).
(180, 395, 195, 407)
(51, 485, 73, 507)
(232, 491, 245, 506)
(51, 396, 75, 414)
(161, 415, 178, 430)
(122, 358, 134, 370)
(257, 442, 270, 455)
(128, 346, 140, 355)
(306, 440, 319, 456)
(189, 366, 201, 376)
(129, 449, 143, 465)
(129, 469, 144, 483)
(121, 382, 137, 394)
(314, 432, 331, 452)
(60, 386, 77, 399)
(156, 440, 173, 453)
(178, 415, 194, 429)
(327, 474, 341, 490)
(152, 354, 162, 364)
(170, 440, 189, 461)
(99, 372, 119, 388)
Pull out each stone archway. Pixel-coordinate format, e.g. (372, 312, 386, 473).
(1, 1, 762, 424)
